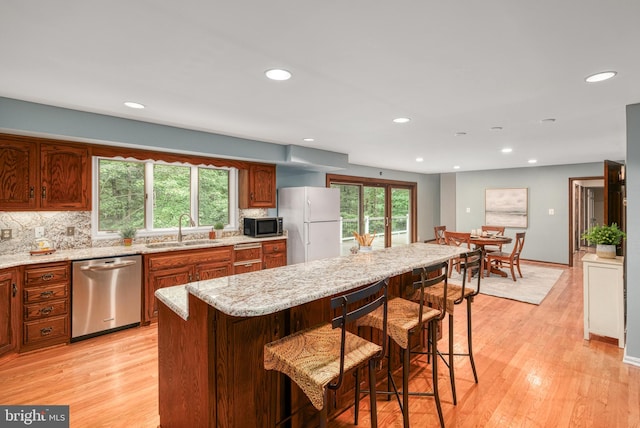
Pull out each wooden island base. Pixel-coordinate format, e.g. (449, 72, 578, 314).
(158, 274, 418, 428)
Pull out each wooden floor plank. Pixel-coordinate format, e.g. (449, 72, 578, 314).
(0, 252, 639, 427)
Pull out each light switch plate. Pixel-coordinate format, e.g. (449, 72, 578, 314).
(35, 226, 44, 238)
(66, 226, 75, 236)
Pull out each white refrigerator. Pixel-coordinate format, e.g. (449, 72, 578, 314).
(278, 186, 341, 264)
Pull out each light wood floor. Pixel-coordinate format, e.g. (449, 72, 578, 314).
(1, 252, 639, 427)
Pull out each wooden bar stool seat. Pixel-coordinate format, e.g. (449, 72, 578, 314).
(354, 262, 449, 428)
(264, 278, 388, 428)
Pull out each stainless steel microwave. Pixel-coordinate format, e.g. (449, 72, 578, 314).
(243, 217, 283, 238)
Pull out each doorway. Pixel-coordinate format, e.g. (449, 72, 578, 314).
(569, 177, 603, 267)
(327, 174, 417, 255)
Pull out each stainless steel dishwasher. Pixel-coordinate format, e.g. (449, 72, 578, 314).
(72, 255, 142, 340)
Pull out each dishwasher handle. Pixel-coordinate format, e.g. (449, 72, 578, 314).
(80, 260, 137, 272)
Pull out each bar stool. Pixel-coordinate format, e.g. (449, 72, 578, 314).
(423, 248, 482, 405)
(354, 261, 449, 428)
(264, 278, 388, 428)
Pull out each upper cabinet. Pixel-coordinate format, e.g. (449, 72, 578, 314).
(238, 163, 276, 208)
(0, 134, 90, 211)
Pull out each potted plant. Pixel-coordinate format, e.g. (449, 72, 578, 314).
(211, 222, 225, 239)
(581, 223, 626, 258)
(119, 226, 137, 246)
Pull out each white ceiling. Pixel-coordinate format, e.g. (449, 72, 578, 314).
(1, 1, 638, 174)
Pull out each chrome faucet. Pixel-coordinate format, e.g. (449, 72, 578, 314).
(177, 213, 196, 242)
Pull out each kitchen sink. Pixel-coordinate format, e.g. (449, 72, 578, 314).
(146, 242, 184, 249)
(146, 240, 217, 249)
(182, 239, 217, 246)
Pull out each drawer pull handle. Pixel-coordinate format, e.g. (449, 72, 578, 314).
(40, 306, 54, 315)
(273, 246, 279, 251)
(41, 273, 55, 281)
(40, 327, 53, 336)
(40, 290, 54, 298)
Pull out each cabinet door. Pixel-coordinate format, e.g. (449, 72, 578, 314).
(239, 164, 276, 208)
(263, 253, 286, 270)
(0, 139, 38, 210)
(40, 143, 90, 210)
(146, 265, 193, 322)
(197, 262, 232, 281)
(0, 269, 18, 356)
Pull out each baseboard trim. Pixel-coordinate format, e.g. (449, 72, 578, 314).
(623, 350, 640, 367)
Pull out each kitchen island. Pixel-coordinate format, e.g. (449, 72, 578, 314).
(155, 242, 467, 427)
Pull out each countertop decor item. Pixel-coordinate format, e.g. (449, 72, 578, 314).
(581, 223, 626, 259)
(213, 222, 224, 238)
(119, 226, 138, 246)
(352, 231, 375, 249)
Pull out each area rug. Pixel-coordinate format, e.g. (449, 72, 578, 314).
(448, 263, 565, 305)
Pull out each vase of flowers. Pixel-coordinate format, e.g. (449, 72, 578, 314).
(581, 223, 626, 259)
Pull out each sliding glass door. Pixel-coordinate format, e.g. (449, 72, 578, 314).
(329, 175, 416, 255)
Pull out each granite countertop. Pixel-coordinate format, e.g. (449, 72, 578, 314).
(155, 242, 467, 321)
(0, 235, 287, 270)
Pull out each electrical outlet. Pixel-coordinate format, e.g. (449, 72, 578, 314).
(66, 226, 75, 236)
(35, 226, 44, 238)
(1, 229, 11, 240)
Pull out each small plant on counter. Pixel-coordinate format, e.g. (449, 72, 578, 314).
(214, 222, 225, 231)
(581, 223, 626, 245)
(119, 226, 137, 246)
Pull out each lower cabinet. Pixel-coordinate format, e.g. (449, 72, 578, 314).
(263, 240, 287, 269)
(0, 268, 19, 357)
(582, 253, 625, 348)
(21, 262, 70, 352)
(145, 246, 233, 323)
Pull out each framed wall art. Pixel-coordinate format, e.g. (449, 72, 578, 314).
(485, 188, 528, 228)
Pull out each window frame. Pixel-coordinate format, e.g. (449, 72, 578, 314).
(91, 156, 238, 240)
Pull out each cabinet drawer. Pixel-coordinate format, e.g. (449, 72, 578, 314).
(25, 264, 70, 286)
(147, 247, 232, 270)
(23, 283, 68, 303)
(233, 260, 262, 275)
(263, 241, 286, 254)
(23, 315, 69, 345)
(234, 246, 262, 263)
(24, 300, 68, 321)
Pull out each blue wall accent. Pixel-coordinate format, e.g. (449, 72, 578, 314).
(625, 103, 640, 364)
(455, 163, 602, 264)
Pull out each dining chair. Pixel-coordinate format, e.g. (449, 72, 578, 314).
(485, 232, 526, 281)
(355, 261, 449, 428)
(481, 225, 506, 253)
(433, 225, 447, 244)
(264, 278, 388, 428)
(445, 231, 473, 280)
(423, 249, 483, 405)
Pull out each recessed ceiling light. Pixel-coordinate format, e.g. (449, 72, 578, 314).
(585, 71, 617, 83)
(124, 101, 145, 109)
(528, 159, 538, 164)
(454, 132, 467, 136)
(265, 69, 292, 81)
(416, 157, 424, 162)
(303, 138, 315, 142)
(501, 147, 513, 153)
(540, 118, 556, 123)
(393, 117, 411, 124)
(490, 126, 503, 131)
(453, 165, 460, 170)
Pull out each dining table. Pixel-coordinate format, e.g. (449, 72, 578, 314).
(470, 235, 513, 277)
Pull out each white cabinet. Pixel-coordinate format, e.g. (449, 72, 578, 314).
(582, 254, 625, 348)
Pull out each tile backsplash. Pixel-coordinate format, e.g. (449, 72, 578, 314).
(0, 208, 268, 256)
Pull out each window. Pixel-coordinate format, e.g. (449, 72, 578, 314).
(93, 157, 236, 237)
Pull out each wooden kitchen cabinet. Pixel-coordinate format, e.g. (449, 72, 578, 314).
(0, 134, 90, 211)
(144, 246, 233, 323)
(233, 242, 263, 274)
(0, 268, 19, 357)
(238, 163, 276, 208)
(263, 240, 287, 269)
(21, 262, 70, 352)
